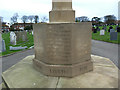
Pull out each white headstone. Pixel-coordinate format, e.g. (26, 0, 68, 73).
(100, 30, 105, 35)
(10, 32, 17, 45)
(32, 31, 33, 35)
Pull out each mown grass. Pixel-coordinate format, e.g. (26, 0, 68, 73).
(92, 25, 120, 44)
(0, 32, 34, 56)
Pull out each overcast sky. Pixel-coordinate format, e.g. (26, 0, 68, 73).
(0, 0, 119, 23)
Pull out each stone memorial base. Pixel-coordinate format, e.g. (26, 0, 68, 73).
(33, 59, 93, 77)
(33, 22, 92, 77)
(2, 55, 119, 88)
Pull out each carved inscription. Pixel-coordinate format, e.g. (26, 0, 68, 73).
(50, 69, 66, 74)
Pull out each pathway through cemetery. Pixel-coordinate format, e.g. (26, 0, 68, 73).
(0, 40, 119, 84)
(92, 40, 119, 68)
(2, 49, 34, 72)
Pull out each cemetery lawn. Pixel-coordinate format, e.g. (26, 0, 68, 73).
(92, 25, 120, 44)
(0, 32, 34, 56)
(92, 31, 120, 44)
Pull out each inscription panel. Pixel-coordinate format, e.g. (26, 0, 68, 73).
(44, 25, 72, 64)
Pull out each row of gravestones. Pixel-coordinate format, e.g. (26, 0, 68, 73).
(94, 26, 119, 31)
(0, 31, 34, 53)
(10, 31, 33, 45)
(99, 29, 118, 41)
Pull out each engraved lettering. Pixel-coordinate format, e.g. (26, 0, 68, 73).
(50, 69, 66, 74)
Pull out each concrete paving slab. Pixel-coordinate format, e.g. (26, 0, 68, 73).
(2, 55, 58, 88)
(2, 55, 119, 88)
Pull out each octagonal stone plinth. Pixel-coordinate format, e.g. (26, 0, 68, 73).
(33, 22, 93, 77)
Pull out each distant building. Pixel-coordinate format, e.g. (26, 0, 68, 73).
(118, 1, 120, 20)
(2, 22, 9, 31)
(11, 23, 33, 30)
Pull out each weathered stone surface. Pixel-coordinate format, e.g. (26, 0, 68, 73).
(15, 31, 27, 42)
(52, 1, 72, 10)
(33, 59, 93, 77)
(34, 23, 92, 65)
(2, 55, 58, 88)
(2, 55, 119, 88)
(49, 0, 75, 22)
(49, 10, 75, 22)
(33, 22, 93, 77)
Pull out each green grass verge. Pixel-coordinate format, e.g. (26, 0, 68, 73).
(0, 32, 34, 56)
(92, 25, 120, 44)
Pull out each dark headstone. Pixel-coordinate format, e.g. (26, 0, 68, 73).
(96, 27, 100, 31)
(110, 32, 118, 41)
(117, 27, 120, 32)
(93, 29, 97, 33)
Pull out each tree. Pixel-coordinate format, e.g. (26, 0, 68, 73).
(104, 15, 117, 25)
(92, 17, 101, 22)
(10, 13, 19, 24)
(76, 16, 89, 22)
(92, 17, 101, 25)
(41, 16, 48, 23)
(24, 25, 33, 30)
(34, 15, 39, 23)
(21, 15, 28, 23)
(28, 15, 35, 23)
(75, 18, 80, 22)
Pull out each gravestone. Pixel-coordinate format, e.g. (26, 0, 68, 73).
(22, 31, 27, 41)
(110, 32, 118, 40)
(96, 27, 100, 31)
(2, 40, 6, 52)
(32, 31, 33, 35)
(33, 0, 93, 77)
(110, 29, 115, 33)
(93, 29, 97, 33)
(117, 27, 120, 32)
(100, 30, 105, 35)
(15, 31, 27, 42)
(10, 32, 16, 45)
